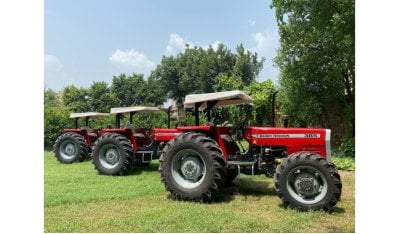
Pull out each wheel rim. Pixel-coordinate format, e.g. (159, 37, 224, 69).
(286, 165, 328, 205)
(59, 140, 77, 160)
(171, 149, 206, 189)
(98, 144, 121, 169)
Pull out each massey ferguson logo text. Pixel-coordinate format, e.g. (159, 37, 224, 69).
(252, 134, 320, 138)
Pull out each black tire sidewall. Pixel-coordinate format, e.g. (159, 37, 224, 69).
(279, 157, 336, 210)
(92, 134, 132, 175)
(163, 140, 218, 199)
(54, 133, 85, 163)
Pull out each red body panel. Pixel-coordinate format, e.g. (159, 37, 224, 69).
(214, 127, 239, 157)
(150, 126, 213, 143)
(150, 128, 181, 142)
(244, 127, 327, 157)
(177, 125, 213, 132)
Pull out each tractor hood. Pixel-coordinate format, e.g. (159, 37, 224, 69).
(184, 90, 253, 111)
(244, 127, 332, 161)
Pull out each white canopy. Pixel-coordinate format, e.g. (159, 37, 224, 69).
(69, 112, 109, 119)
(184, 90, 253, 110)
(110, 106, 160, 114)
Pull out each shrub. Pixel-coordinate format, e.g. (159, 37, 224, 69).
(337, 137, 355, 158)
(44, 107, 70, 148)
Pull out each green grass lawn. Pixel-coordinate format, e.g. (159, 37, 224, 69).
(44, 151, 355, 233)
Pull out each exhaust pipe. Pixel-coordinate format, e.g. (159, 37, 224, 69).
(282, 115, 290, 128)
(271, 91, 279, 127)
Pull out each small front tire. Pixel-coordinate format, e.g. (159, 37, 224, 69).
(92, 133, 134, 176)
(274, 152, 342, 211)
(53, 132, 88, 163)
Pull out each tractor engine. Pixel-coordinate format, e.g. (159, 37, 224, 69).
(243, 126, 331, 160)
(227, 127, 331, 177)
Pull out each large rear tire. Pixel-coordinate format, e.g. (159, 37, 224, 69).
(92, 133, 134, 176)
(159, 132, 226, 202)
(274, 152, 342, 211)
(53, 132, 88, 163)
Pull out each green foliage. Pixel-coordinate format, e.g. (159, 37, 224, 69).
(120, 112, 169, 129)
(146, 74, 166, 106)
(88, 81, 118, 113)
(87, 115, 115, 129)
(111, 73, 164, 107)
(44, 89, 62, 107)
(335, 137, 355, 158)
(332, 156, 355, 171)
(210, 80, 276, 133)
(153, 43, 264, 103)
(62, 85, 90, 112)
(271, 0, 355, 137)
(44, 106, 70, 148)
(233, 44, 265, 85)
(214, 73, 244, 91)
(245, 80, 276, 126)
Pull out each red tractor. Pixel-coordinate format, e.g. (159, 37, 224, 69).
(91, 106, 179, 175)
(158, 90, 342, 211)
(53, 112, 109, 163)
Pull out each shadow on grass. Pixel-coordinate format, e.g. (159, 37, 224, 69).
(128, 162, 160, 175)
(214, 177, 277, 203)
(277, 201, 346, 214)
(154, 170, 347, 215)
(330, 206, 345, 214)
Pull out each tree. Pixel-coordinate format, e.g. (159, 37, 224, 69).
(61, 85, 90, 112)
(87, 81, 118, 113)
(153, 43, 265, 103)
(271, 0, 355, 138)
(146, 73, 167, 106)
(233, 44, 265, 85)
(214, 73, 244, 91)
(44, 89, 68, 148)
(44, 89, 61, 107)
(245, 80, 276, 126)
(44, 106, 70, 148)
(111, 73, 166, 107)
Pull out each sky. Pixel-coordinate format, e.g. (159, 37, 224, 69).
(45, 0, 280, 91)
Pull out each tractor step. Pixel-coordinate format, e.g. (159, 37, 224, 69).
(227, 161, 256, 176)
(136, 151, 154, 163)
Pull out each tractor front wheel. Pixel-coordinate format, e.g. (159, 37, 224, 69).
(53, 132, 88, 163)
(92, 133, 134, 176)
(274, 152, 342, 211)
(159, 132, 226, 202)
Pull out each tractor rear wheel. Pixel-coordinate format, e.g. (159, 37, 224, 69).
(159, 132, 226, 202)
(53, 132, 88, 163)
(92, 133, 134, 176)
(274, 152, 342, 211)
